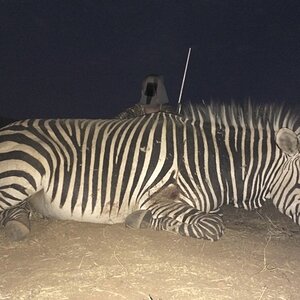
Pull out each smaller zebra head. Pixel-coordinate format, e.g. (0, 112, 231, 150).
(271, 128, 300, 225)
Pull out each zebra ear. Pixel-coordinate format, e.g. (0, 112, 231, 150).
(276, 128, 299, 155)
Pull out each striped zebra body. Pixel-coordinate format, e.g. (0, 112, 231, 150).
(0, 102, 299, 241)
(0, 115, 179, 223)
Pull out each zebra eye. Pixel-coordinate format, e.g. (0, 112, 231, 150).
(276, 128, 299, 156)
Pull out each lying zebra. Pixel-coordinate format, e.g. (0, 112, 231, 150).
(0, 102, 299, 241)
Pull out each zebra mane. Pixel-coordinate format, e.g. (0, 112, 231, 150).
(181, 101, 300, 133)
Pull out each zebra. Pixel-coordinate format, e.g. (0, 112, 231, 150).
(0, 102, 299, 241)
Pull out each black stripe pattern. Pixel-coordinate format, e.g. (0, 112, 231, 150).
(0, 102, 299, 241)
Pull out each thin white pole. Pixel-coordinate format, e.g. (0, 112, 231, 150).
(177, 47, 191, 114)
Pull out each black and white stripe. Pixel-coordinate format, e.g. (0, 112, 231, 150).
(0, 102, 299, 241)
(178, 102, 300, 225)
(0, 114, 181, 223)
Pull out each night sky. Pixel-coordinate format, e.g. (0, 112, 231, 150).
(1, 0, 300, 119)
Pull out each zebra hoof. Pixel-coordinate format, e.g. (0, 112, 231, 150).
(125, 210, 152, 229)
(4, 220, 30, 241)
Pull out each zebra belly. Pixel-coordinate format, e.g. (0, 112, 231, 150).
(29, 191, 134, 224)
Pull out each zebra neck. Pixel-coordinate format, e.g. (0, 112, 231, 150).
(181, 121, 281, 211)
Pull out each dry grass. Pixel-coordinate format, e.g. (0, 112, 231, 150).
(0, 203, 299, 300)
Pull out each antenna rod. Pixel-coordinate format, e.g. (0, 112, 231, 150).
(177, 47, 191, 114)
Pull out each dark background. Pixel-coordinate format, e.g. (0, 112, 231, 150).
(1, 0, 299, 120)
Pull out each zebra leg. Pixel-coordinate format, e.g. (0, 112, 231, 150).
(125, 210, 153, 229)
(126, 184, 224, 241)
(126, 205, 224, 241)
(0, 201, 31, 241)
(150, 209, 224, 241)
(126, 184, 180, 230)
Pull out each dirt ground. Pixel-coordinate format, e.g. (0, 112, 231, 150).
(0, 202, 299, 300)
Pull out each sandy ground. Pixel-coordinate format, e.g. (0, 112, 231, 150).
(0, 202, 299, 300)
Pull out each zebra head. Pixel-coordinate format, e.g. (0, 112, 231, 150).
(271, 128, 300, 225)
